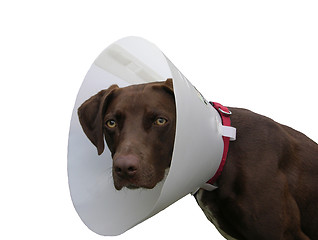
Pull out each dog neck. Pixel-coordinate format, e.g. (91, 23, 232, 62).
(193, 102, 236, 194)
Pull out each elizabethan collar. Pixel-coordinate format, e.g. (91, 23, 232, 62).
(67, 37, 236, 235)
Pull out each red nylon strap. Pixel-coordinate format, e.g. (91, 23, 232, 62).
(207, 102, 231, 185)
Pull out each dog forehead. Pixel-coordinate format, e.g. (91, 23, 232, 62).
(109, 83, 169, 110)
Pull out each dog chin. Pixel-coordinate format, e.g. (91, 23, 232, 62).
(114, 168, 170, 191)
(116, 183, 156, 190)
(126, 185, 142, 190)
(114, 184, 149, 191)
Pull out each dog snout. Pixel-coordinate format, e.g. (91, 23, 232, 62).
(114, 154, 139, 178)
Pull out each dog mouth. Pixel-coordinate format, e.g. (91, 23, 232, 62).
(114, 180, 156, 190)
(114, 168, 170, 191)
(126, 184, 140, 190)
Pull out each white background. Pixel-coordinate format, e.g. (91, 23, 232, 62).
(1, 1, 317, 239)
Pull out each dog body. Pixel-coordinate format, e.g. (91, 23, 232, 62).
(78, 80, 318, 240)
(195, 107, 318, 240)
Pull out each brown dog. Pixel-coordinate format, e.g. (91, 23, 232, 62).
(78, 79, 318, 240)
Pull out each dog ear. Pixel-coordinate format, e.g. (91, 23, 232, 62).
(163, 78, 174, 95)
(151, 78, 174, 98)
(77, 84, 119, 155)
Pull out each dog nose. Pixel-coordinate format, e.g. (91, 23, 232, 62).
(114, 155, 139, 178)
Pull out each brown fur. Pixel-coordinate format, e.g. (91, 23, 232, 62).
(196, 107, 318, 239)
(78, 79, 176, 190)
(78, 80, 318, 239)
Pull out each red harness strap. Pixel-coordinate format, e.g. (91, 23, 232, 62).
(207, 102, 232, 185)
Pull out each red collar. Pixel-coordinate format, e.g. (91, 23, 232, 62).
(206, 102, 233, 185)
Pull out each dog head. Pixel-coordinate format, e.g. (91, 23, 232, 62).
(78, 79, 176, 190)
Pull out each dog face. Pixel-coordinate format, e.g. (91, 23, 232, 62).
(78, 79, 176, 190)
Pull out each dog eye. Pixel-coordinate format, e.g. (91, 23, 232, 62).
(154, 117, 167, 126)
(106, 120, 117, 128)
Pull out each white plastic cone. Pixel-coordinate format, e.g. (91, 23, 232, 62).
(68, 37, 233, 236)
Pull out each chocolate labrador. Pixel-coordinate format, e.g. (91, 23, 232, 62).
(78, 79, 318, 240)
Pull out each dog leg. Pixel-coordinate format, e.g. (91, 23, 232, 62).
(239, 172, 311, 240)
(279, 177, 311, 240)
(196, 170, 311, 240)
